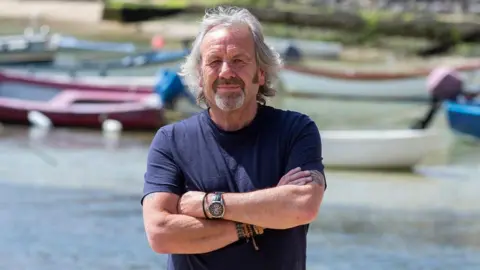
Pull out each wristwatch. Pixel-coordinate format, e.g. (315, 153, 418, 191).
(208, 192, 225, 219)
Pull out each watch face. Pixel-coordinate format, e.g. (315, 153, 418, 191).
(209, 202, 224, 217)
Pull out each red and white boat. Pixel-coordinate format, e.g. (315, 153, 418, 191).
(0, 77, 165, 130)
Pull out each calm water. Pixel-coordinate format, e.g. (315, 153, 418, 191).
(1, 19, 480, 270)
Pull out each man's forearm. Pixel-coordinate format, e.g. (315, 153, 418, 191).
(147, 212, 238, 254)
(177, 170, 325, 230)
(222, 183, 323, 229)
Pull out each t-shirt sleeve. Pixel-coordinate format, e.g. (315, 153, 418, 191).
(141, 128, 185, 205)
(285, 115, 327, 190)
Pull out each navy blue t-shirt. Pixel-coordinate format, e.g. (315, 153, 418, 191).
(143, 104, 325, 270)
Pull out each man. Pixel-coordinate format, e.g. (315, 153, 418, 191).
(141, 6, 326, 270)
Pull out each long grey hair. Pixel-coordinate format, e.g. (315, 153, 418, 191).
(178, 6, 283, 105)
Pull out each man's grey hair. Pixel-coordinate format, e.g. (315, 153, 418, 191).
(178, 6, 283, 105)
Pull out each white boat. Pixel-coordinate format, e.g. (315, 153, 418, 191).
(279, 62, 480, 101)
(265, 36, 342, 59)
(0, 25, 138, 66)
(320, 129, 443, 169)
(0, 31, 56, 65)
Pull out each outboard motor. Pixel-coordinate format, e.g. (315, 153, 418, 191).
(411, 67, 464, 129)
(426, 67, 464, 101)
(154, 69, 193, 109)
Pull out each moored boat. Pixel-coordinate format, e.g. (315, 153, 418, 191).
(279, 61, 480, 101)
(0, 32, 56, 65)
(321, 129, 442, 169)
(0, 78, 165, 130)
(265, 36, 342, 59)
(445, 100, 480, 140)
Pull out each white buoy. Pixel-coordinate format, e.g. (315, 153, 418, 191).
(27, 110, 52, 129)
(102, 119, 122, 150)
(102, 119, 123, 133)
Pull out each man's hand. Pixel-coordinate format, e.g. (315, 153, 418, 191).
(277, 167, 313, 186)
(177, 191, 206, 218)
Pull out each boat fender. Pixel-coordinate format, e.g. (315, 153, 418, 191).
(28, 110, 52, 129)
(102, 119, 123, 133)
(153, 69, 186, 106)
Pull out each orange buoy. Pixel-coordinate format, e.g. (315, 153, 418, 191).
(151, 35, 165, 50)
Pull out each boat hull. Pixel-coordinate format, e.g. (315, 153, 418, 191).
(279, 67, 478, 101)
(0, 106, 164, 130)
(320, 129, 442, 169)
(0, 89, 165, 130)
(446, 101, 480, 139)
(0, 51, 56, 65)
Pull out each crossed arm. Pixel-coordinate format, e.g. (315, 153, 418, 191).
(142, 168, 325, 254)
(177, 168, 325, 229)
(142, 119, 326, 254)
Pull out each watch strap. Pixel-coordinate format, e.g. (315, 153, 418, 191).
(202, 192, 211, 219)
(213, 192, 224, 203)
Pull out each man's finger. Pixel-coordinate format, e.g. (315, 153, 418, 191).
(285, 167, 301, 176)
(284, 170, 311, 183)
(278, 168, 305, 186)
(287, 177, 313, 186)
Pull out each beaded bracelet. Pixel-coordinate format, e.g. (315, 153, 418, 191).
(235, 223, 264, 251)
(235, 222, 245, 239)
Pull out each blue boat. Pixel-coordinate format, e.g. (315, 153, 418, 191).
(4, 48, 189, 77)
(445, 100, 480, 139)
(52, 34, 137, 53)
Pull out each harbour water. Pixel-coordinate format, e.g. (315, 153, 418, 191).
(1, 19, 480, 270)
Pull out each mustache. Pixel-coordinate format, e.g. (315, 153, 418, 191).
(213, 77, 245, 89)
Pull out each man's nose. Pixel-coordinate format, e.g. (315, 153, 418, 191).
(219, 61, 234, 78)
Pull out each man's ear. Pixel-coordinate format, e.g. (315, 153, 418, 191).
(258, 69, 265, 86)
